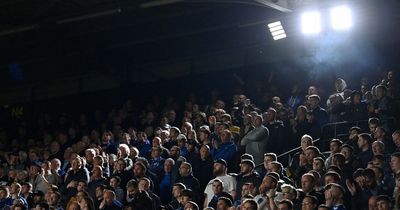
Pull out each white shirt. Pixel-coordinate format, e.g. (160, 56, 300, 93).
(204, 174, 237, 204)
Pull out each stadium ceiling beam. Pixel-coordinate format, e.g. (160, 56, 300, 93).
(253, 0, 292, 13)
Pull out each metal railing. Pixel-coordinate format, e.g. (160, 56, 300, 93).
(255, 117, 396, 169)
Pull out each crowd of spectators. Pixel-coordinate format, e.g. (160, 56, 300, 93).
(0, 69, 398, 210)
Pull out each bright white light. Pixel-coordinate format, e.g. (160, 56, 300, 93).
(273, 34, 286, 40)
(301, 11, 321, 34)
(268, 21, 281, 28)
(330, 6, 352, 30)
(268, 21, 287, 40)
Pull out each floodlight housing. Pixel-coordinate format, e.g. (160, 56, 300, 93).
(268, 21, 287, 40)
(330, 6, 352, 30)
(301, 11, 321, 34)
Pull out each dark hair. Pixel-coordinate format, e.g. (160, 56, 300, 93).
(36, 203, 50, 210)
(358, 133, 372, 144)
(264, 153, 277, 161)
(330, 139, 343, 147)
(340, 144, 354, 153)
(368, 118, 380, 125)
(303, 195, 318, 205)
(218, 197, 233, 207)
(180, 189, 193, 198)
(350, 126, 362, 133)
(279, 199, 294, 209)
(324, 171, 341, 182)
(242, 199, 258, 210)
(173, 182, 186, 190)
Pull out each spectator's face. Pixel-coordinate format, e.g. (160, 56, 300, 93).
(217, 199, 229, 210)
(151, 148, 160, 159)
(0, 190, 7, 199)
(302, 197, 316, 210)
(77, 182, 87, 192)
(33, 195, 43, 204)
(10, 183, 19, 194)
(324, 175, 336, 185)
(199, 146, 209, 160)
(129, 148, 138, 158)
(68, 203, 80, 210)
(357, 137, 367, 149)
(184, 202, 197, 210)
(170, 147, 180, 157)
(126, 186, 135, 198)
(374, 128, 385, 139)
(353, 94, 361, 104)
(377, 200, 390, 210)
(241, 202, 256, 210)
(281, 187, 295, 200)
(102, 132, 112, 143)
(372, 142, 383, 156)
(152, 138, 161, 146)
(51, 159, 60, 170)
(103, 192, 113, 204)
(179, 164, 190, 177)
(301, 138, 312, 151)
(71, 158, 81, 170)
(213, 163, 225, 176)
(340, 147, 351, 160)
(308, 86, 317, 95)
(139, 180, 149, 192)
(92, 167, 102, 178)
(212, 181, 223, 194)
(220, 130, 230, 143)
(312, 159, 323, 171)
(305, 149, 317, 162)
(49, 193, 58, 205)
(376, 88, 385, 99)
(393, 133, 400, 147)
(330, 142, 340, 153)
(240, 163, 252, 174)
(172, 186, 182, 198)
(254, 116, 263, 126)
(369, 124, 378, 135)
(116, 160, 126, 172)
(243, 115, 252, 126)
(199, 131, 208, 142)
(263, 156, 274, 170)
(263, 176, 275, 190)
(277, 203, 290, 210)
(110, 178, 119, 188)
(134, 164, 145, 177)
(164, 160, 173, 173)
(241, 185, 250, 197)
(368, 196, 377, 210)
(308, 98, 319, 109)
(301, 176, 314, 193)
(21, 185, 30, 194)
(180, 196, 190, 206)
(76, 192, 85, 202)
(50, 141, 60, 154)
(270, 163, 280, 173)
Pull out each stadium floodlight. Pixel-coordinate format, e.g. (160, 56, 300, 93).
(268, 21, 287, 40)
(301, 11, 321, 34)
(330, 6, 352, 30)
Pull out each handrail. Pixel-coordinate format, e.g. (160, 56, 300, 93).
(254, 117, 396, 169)
(321, 117, 396, 138)
(277, 138, 321, 158)
(255, 138, 322, 169)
